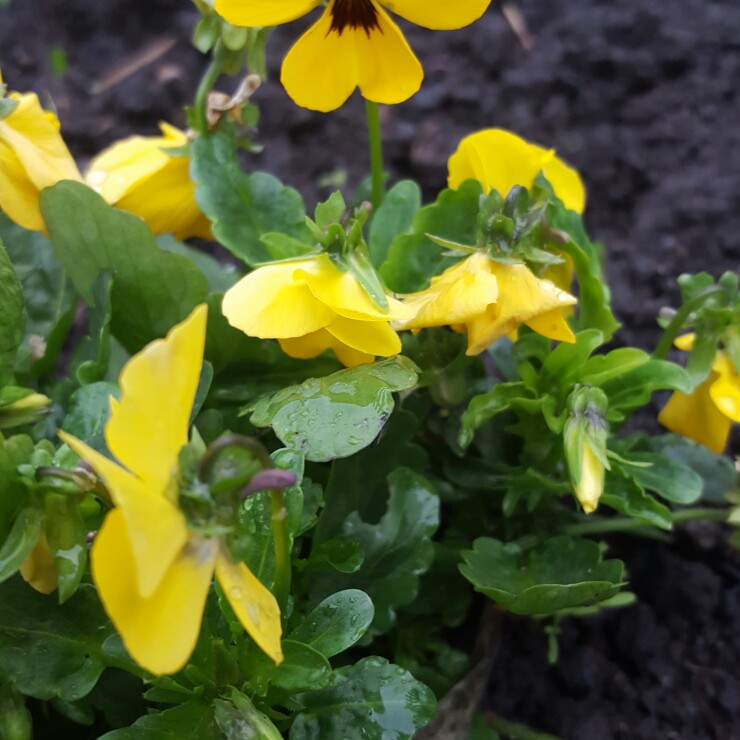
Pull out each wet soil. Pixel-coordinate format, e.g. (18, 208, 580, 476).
(1, 0, 739, 737)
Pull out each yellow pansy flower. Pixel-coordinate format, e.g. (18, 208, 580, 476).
(0, 73, 82, 232)
(214, 0, 491, 112)
(394, 252, 577, 355)
(59, 306, 283, 675)
(86, 123, 211, 241)
(658, 333, 740, 454)
(448, 128, 586, 214)
(223, 254, 414, 367)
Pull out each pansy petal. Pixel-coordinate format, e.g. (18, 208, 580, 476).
(214, 0, 319, 26)
(92, 511, 218, 676)
(58, 430, 188, 599)
(673, 333, 696, 352)
(710, 353, 740, 422)
(281, 2, 422, 111)
(659, 374, 732, 454)
(384, 0, 491, 30)
(0, 138, 47, 231)
(223, 261, 335, 339)
(215, 552, 283, 664)
(525, 307, 576, 343)
(542, 155, 587, 214)
(326, 315, 401, 358)
(278, 330, 335, 360)
(105, 305, 207, 491)
(299, 255, 411, 321)
(20, 534, 58, 595)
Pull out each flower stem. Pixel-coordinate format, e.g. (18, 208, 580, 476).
(365, 100, 385, 210)
(269, 485, 291, 617)
(652, 286, 725, 361)
(564, 507, 728, 537)
(194, 40, 227, 135)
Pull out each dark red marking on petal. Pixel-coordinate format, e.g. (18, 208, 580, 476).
(329, 0, 381, 35)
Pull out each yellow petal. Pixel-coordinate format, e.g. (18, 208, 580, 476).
(92, 510, 218, 675)
(525, 307, 576, 343)
(281, 2, 422, 112)
(20, 534, 58, 595)
(105, 305, 207, 492)
(464, 261, 576, 354)
(710, 352, 740, 422)
(58, 430, 189, 599)
(673, 333, 696, 352)
(299, 254, 411, 321)
(214, 0, 319, 26)
(326, 314, 401, 359)
(384, 0, 491, 29)
(574, 444, 603, 514)
(0, 92, 81, 188)
(223, 261, 335, 339)
(0, 138, 47, 231)
(279, 331, 375, 367)
(448, 129, 585, 214)
(215, 551, 283, 664)
(394, 253, 498, 330)
(658, 373, 732, 454)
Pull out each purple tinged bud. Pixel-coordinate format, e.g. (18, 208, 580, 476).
(241, 469, 297, 498)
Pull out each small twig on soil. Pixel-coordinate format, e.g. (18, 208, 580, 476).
(91, 36, 177, 94)
(501, 3, 535, 52)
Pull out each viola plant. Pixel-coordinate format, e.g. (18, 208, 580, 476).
(0, 5, 737, 739)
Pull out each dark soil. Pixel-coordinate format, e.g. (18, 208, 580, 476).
(1, 0, 739, 737)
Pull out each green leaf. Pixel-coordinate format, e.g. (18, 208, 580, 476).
(369, 180, 421, 268)
(213, 688, 282, 740)
(612, 449, 702, 505)
(458, 382, 542, 449)
(600, 359, 691, 422)
(43, 493, 87, 603)
(191, 133, 311, 266)
(288, 589, 375, 659)
(460, 536, 626, 615)
(0, 214, 73, 379)
(0, 508, 42, 583)
(538, 328, 603, 394)
(309, 468, 439, 636)
(600, 471, 673, 529)
(71, 272, 113, 385)
(651, 434, 738, 503)
(100, 702, 220, 740)
(0, 238, 24, 385)
(61, 382, 120, 455)
(0, 579, 118, 702)
(290, 656, 436, 740)
(243, 639, 332, 695)
(157, 235, 239, 293)
(0, 434, 34, 542)
(40, 182, 209, 353)
(380, 181, 482, 293)
(250, 357, 419, 463)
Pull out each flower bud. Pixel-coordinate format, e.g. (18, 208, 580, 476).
(564, 386, 610, 514)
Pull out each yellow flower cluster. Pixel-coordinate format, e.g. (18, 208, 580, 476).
(223, 129, 583, 364)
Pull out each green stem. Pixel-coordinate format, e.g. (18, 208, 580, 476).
(269, 486, 291, 618)
(564, 507, 728, 537)
(485, 714, 563, 740)
(194, 40, 227, 135)
(365, 100, 384, 210)
(652, 286, 725, 360)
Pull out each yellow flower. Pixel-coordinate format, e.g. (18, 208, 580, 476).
(448, 128, 586, 214)
(214, 0, 491, 112)
(59, 306, 283, 675)
(223, 254, 414, 367)
(658, 333, 740, 454)
(0, 73, 82, 232)
(86, 123, 211, 241)
(394, 253, 577, 355)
